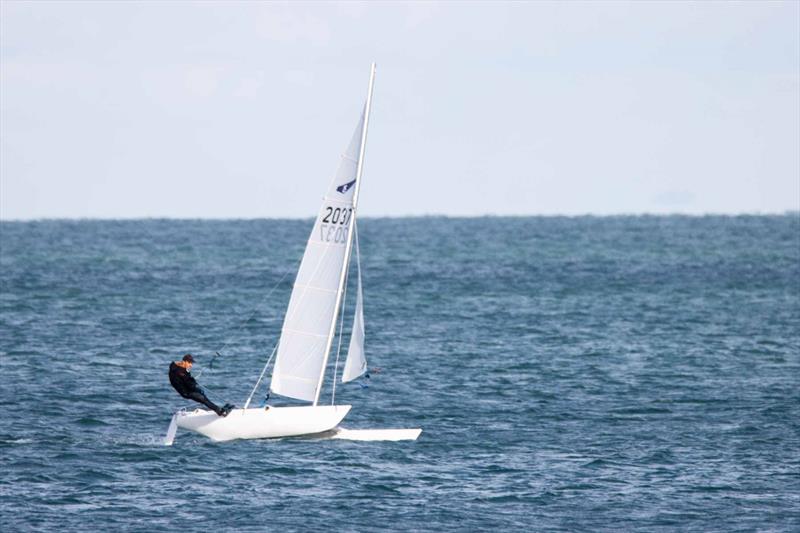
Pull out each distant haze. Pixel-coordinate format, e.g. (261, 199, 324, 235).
(1, 1, 798, 220)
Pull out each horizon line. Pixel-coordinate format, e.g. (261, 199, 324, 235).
(1, 210, 798, 223)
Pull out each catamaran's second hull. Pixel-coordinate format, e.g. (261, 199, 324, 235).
(175, 405, 351, 442)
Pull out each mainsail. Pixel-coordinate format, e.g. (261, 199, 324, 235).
(270, 113, 365, 402)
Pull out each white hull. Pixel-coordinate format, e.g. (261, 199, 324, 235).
(175, 405, 351, 442)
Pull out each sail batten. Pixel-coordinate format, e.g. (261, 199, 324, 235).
(282, 328, 329, 338)
(292, 284, 338, 293)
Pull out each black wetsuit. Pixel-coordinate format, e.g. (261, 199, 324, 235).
(169, 362, 224, 415)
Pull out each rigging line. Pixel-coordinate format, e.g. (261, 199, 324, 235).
(244, 343, 278, 409)
(329, 267, 349, 405)
(331, 221, 357, 405)
(194, 379, 219, 399)
(195, 256, 298, 379)
(216, 267, 292, 354)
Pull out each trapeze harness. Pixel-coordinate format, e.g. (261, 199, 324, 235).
(168, 362, 225, 416)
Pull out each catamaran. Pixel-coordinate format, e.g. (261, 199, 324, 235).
(165, 64, 421, 444)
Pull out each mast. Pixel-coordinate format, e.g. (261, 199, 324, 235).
(313, 63, 376, 406)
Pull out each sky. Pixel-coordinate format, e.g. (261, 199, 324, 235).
(1, 0, 798, 219)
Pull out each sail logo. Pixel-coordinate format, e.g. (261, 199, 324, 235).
(336, 179, 356, 194)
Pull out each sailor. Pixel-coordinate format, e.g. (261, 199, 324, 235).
(169, 354, 233, 417)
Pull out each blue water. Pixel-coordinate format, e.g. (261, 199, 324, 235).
(1, 216, 798, 531)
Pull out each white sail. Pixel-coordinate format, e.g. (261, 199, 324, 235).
(342, 227, 367, 383)
(270, 112, 365, 402)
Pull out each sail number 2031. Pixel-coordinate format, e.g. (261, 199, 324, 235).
(319, 206, 353, 243)
(322, 207, 353, 225)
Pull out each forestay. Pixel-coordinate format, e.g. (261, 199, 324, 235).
(270, 111, 365, 402)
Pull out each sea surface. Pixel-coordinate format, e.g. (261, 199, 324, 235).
(0, 216, 798, 532)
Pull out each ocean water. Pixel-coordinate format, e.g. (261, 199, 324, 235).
(0, 216, 798, 532)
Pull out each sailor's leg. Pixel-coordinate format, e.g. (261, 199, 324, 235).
(185, 391, 224, 416)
